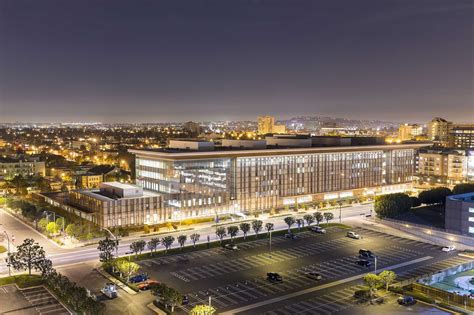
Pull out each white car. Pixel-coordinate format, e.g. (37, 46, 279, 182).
(347, 231, 360, 239)
(442, 245, 456, 252)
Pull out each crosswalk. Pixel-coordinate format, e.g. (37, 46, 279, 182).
(20, 286, 71, 314)
(262, 285, 365, 315)
(170, 236, 365, 282)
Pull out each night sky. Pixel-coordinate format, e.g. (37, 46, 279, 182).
(0, 0, 472, 123)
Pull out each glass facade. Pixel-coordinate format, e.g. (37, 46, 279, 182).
(135, 147, 416, 216)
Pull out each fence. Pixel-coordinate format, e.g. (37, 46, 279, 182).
(413, 283, 474, 309)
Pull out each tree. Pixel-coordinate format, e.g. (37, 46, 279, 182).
(418, 187, 452, 205)
(161, 286, 183, 312)
(130, 240, 146, 257)
(97, 237, 117, 262)
(177, 235, 187, 250)
(36, 258, 54, 277)
(227, 226, 239, 240)
(147, 238, 160, 255)
(65, 223, 77, 238)
(161, 236, 175, 253)
(303, 214, 315, 227)
(323, 212, 334, 224)
(314, 212, 323, 225)
(216, 227, 226, 243)
(265, 222, 274, 235)
(410, 196, 421, 208)
(251, 220, 263, 238)
(190, 305, 217, 315)
(378, 270, 396, 291)
(374, 193, 412, 218)
(8, 238, 46, 275)
(55, 217, 65, 232)
(363, 273, 381, 300)
(38, 218, 48, 231)
(284, 216, 296, 233)
(114, 258, 139, 281)
(239, 223, 251, 240)
(46, 222, 59, 235)
(189, 233, 200, 248)
(453, 183, 474, 195)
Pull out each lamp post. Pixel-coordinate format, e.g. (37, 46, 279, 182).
(374, 256, 378, 274)
(0, 224, 12, 277)
(269, 229, 272, 258)
(125, 251, 134, 283)
(338, 201, 342, 223)
(103, 227, 119, 258)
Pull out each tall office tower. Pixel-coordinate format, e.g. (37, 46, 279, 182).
(258, 116, 275, 134)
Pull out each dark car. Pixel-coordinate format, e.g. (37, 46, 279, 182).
(398, 295, 416, 306)
(359, 249, 375, 259)
(182, 296, 189, 305)
(355, 259, 372, 267)
(267, 272, 283, 282)
(284, 233, 297, 240)
(129, 274, 149, 283)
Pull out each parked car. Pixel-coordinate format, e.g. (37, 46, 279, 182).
(398, 295, 416, 306)
(355, 259, 372, 267)
(442, 245, 456, 252)
(224, 243, 239, 250)
(182, 296, 189, 305)
(305, 272, 322, 280)
(359, 249, 375, 259)
(137, 280, 159, 291)
(129, 273, 149, 283)
(267, 272, 283, 282)
(284, 233, 297, 239)
(347, 231, 360, 239)
(309, 226, 326, 234)
(101, 283, 118, 299)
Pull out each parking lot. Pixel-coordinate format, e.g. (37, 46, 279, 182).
(137, 225, 471, 314)
(0, 284, 70, 315)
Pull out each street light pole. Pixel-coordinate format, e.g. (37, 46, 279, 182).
(374, 256, 378, 274)
(0, 224, 12, 277)
(269, 229, 272, 258)
(103, 227, 119, 258)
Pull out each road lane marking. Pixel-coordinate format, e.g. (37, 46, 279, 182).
(220, 255, 434, 315)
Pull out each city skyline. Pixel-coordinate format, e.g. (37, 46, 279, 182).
(1, 0, 472, 123)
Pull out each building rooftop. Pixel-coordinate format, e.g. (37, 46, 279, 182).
(448, 193, 474, 204)
(130, 142, 431, 160)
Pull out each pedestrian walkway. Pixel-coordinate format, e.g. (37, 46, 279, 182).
(396, 255, 472, 282)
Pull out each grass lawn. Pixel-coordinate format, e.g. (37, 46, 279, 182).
(0, 274, 44, 288)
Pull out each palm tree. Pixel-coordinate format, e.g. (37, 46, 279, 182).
(284, 216, 296, 233)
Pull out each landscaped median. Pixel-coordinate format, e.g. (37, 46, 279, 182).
(0, 274, 44, 288)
